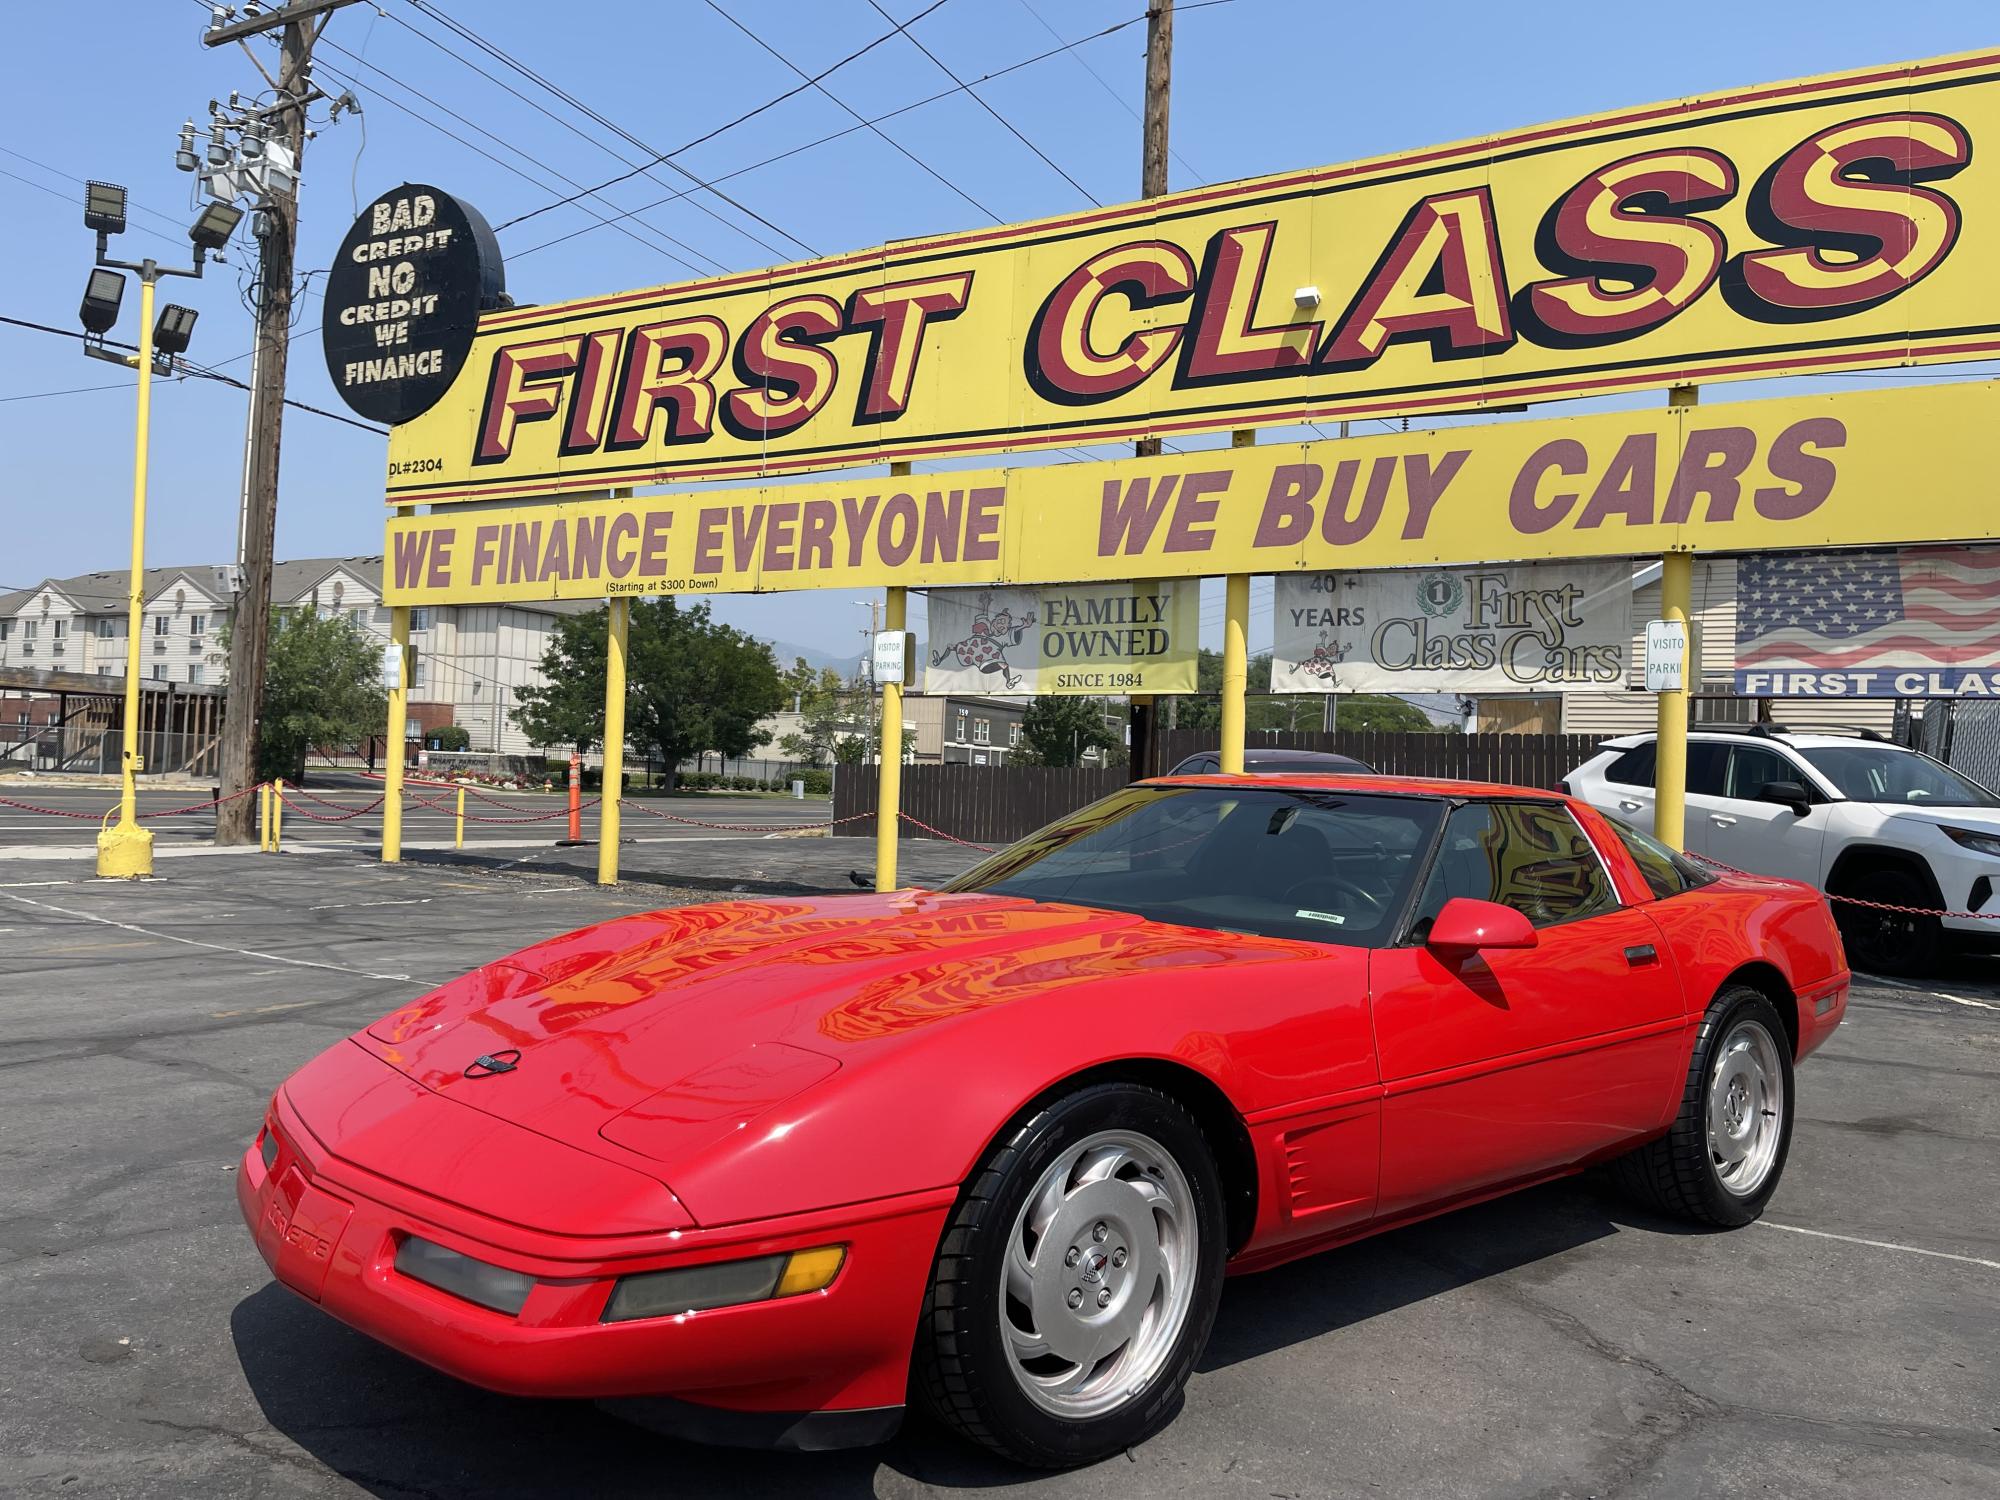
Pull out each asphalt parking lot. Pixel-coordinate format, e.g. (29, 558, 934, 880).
(1, 851, 1996, 1499)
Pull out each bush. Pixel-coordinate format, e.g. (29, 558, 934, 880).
(799, 768, 832, 797)
(429, 725, 472, 752)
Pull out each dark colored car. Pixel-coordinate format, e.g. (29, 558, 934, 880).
(1167, 747, 1373, 776)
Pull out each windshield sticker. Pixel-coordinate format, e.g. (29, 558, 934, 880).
(1294, 909, 1348, 925)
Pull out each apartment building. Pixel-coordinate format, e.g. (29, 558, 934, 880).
(0, 556, 591, 755)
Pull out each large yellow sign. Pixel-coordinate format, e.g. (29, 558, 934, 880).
(382, 49, 2000, 508)
(384, 380, 1998, 604)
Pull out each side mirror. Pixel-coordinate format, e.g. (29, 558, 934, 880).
(1756, 780, 1812, 817)
(1425, 897, 1537, 955)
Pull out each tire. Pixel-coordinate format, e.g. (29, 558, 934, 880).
(1834, 866, 1942, 977)
(913, 1082, 1227, 1467)
(1610, 985, 1796, 1228)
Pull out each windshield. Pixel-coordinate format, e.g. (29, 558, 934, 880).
(942, 786, 1442, 946)
(1800, 746, 1999, 807)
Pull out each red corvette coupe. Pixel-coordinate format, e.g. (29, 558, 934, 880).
(241, 775, 1847, 1467)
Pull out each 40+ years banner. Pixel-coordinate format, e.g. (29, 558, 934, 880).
(384, 49, 2000, 507)
(1272, 562, 1634, 695)
(925, 583, 1199, 697)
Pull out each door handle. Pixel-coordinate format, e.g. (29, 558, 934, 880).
(1709, 813, 1737, 827)
(1624, 944, 1658, 966)
(1618, 800, 1642, 813)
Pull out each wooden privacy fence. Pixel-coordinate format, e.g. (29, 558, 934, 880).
(836, 730, 1613, 846)
(1147, 728, 1609, 786)
(834, 764, 1128, 845)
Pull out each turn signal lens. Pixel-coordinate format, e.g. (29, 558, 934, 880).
(776, 1245, 846, 1297)
(602, 1245, 847, 1322)
(258, 1128, 278, 1172)
(395, 1236, 537, 1316)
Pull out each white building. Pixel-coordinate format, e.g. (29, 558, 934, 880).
(0, 556, 592, 756)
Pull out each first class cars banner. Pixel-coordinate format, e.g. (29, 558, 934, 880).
(384, 50, 2000, 507)
(1270, 562, 1633, 695)
(381, 380, 2000, 604)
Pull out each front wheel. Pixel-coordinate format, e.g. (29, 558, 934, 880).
(1834, 866, 1942, 977)
(1610, 985, 1796, 1227)
(914, 1083, 1226, 1467)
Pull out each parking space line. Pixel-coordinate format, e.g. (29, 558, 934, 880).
(308, 897, 434, 911)
(1862, 974, 2000, 1011)
(1758, 1220, 2000, 1271)
(0, 890, 434, 985)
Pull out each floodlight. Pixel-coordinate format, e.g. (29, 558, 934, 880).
(190, 199, 244, 251)
(154, 304, 199, 357)
(1293, 286, 1322, 308)
(176, 120, 199, 173)
(84, 181, 127, 236)
(80, 268, 125, 335)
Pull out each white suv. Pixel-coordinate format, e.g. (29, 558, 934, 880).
(1566, 727, 2000, 975)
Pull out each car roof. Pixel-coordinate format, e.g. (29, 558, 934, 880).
(1146, 772, 1563, 801)
(1598, 731, 1911, 752)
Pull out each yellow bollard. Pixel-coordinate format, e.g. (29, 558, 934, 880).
(382, 606, 410, 864)
(258, 783, 271, 853)
(455, 785, 466, 850)
(271, 778, 284, 854)
(874, 585, 907, 893)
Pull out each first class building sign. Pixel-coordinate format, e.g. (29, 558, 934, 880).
(324, 185, 506, 427)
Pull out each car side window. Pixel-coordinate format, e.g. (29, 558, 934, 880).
(1607, 817, 1716, 899)
(1605, 743, 1655, 787)
(1684, 742, 1728, 797)
(1411, 802, 1621, 935)
(1724, 744, 1803, 801)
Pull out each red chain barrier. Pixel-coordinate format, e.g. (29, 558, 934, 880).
(0, 794, 106, 819)
(1690, 852, 2000, 921)
(622, 801, 875, 834)
(896, 812, 995, 852)
(273, 788, 386, 823)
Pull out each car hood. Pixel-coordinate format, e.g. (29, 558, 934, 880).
(354, 890, 1279, 1197)
(1863, 804, 2000, 838)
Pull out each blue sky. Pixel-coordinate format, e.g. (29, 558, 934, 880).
(3, 0, 1995, 661)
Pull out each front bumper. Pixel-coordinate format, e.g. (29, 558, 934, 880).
(238, 1077, 952, 1434)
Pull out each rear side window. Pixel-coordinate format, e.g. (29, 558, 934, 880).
(1412, 801, 1620, 933)
(1606, 817, 1718, 899)
(1605, 743, 1655, 786)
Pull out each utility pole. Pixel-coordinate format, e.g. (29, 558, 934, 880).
(1129, 0, 1174, 777)
(211, 0, 360, 844)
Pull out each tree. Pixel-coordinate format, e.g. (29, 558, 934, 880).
(1335, 695, 1437, 732)
(513, 599, 786, 785)
(777, 661, 860, 767)
(1015, 697, 1121, 767)
(242, 610, 387, 782)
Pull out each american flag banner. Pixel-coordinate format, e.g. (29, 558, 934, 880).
(1733, 547, 2000, 698)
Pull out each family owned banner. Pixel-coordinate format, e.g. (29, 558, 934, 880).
(1272, 561, 1633, 694)
(925, 582, 1199, 697)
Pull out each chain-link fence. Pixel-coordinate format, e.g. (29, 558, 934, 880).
(1911, 700, 2000, 793)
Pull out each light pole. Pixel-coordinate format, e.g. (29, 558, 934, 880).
(79, 182, 242, 878)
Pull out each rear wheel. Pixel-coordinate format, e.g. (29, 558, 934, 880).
(1834, 866, 1942, 977)
(1610, 985, 1795, 1227)
(914, 1083, 1226, 1467)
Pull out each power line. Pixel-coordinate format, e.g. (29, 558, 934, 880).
(503, 8, 1173, 264)
(0, 314, 384, 434)
(312, 48, 729, 280)
(1013, 0, 1206, 185)
(404, 0, 816, 259)
(863, 0, 1101, 206)
(702, 0, 1002, 225)
(492, 0, 952, 238)
(367, 1, 745, 272)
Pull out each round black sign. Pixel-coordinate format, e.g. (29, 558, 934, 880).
(322, 184, 505, 426)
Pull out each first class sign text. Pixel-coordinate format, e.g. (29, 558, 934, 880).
(384, 50, 2000, 507)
